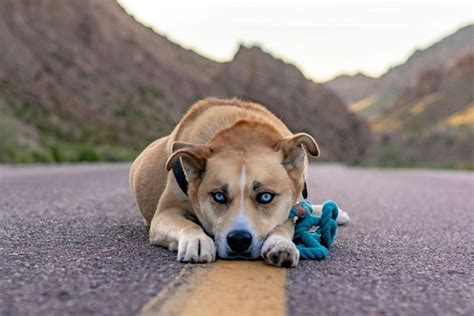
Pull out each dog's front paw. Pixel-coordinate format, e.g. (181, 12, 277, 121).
(177, 232, 216, 263)
(261, 235, 299, 268)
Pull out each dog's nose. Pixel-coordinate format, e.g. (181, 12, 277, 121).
(227, 230, 253, 253)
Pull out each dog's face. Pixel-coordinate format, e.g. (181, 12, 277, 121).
(195, 149, 296, 258)
(166, 133, 319, 259)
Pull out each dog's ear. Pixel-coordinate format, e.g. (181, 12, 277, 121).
(166, 141, 211, 181)
(277, 133, 320, 171)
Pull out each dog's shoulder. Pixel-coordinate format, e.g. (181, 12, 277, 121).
(179, 97, 271, 126)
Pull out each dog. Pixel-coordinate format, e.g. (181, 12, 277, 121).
(129, 98, 349, 267)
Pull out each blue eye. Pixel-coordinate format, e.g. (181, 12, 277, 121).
(256, 192, 275, 204)
(212, 192, 228, 204)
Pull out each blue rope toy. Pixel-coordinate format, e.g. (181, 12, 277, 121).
(289, 200, 339, 260)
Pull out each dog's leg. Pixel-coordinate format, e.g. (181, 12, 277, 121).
(261, 219, 299, 268)
(149, 208, 216, 263)
(312, 204, 350, 225)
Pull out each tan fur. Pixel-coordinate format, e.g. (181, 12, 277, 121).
(130, 98, 320, 267)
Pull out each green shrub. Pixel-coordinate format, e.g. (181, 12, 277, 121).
(31, 149, 52, 163)
(96, 145, 137, 161)
(77, 146, 100, 162)
(49, 145, 63, 162)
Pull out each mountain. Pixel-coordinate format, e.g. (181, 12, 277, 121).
(0, 0, 371, 163)
(324, 73, 377, 111)
(212, 45, 371, 161)
(325, 24, 474, 119)
(324, 24, 473, 168)
(370, 53, 474, 168)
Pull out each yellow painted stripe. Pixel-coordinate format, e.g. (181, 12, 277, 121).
(140, 261, 287, 316)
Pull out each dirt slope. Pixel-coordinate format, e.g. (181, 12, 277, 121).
(0, 0, 371, 163)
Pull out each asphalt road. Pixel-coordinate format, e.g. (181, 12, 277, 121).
(1, 163, 473, 315)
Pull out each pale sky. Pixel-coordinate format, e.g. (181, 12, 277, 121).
(117, 0, 473, 82)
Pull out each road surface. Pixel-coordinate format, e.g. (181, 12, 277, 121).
(0, 164, 472, 315)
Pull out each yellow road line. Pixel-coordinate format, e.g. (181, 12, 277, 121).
(140, 261, 287, 316)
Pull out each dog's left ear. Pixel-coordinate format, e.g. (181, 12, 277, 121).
(166, 141, 211, 181)
(277, 133, 320, 171)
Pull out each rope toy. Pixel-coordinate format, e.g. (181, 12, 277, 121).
(289, 200, 339, 260)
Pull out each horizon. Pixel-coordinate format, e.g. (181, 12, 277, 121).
(117, 0, 473, 82)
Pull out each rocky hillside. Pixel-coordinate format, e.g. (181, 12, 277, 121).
(213, 46, 371, 161)
(370, 54, 474, 168)
(0, 0, 370, 163)
(325, 24, 474, 119)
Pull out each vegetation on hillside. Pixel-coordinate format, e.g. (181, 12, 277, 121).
(0, 0, 370, 164)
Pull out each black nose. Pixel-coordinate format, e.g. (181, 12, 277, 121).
(227, 230, 253, 253)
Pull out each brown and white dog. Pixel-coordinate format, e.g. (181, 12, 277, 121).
(129, 98, 348, 267)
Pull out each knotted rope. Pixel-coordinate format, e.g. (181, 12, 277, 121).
(289, 200, 339, 260)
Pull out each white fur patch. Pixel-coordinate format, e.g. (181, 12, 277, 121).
(239, 165, 246, 215)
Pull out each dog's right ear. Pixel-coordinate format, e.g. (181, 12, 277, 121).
(166, 141, 211, 181)
(277, 133, 320, 171)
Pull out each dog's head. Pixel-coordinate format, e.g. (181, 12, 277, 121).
(165, 121, 319, 259)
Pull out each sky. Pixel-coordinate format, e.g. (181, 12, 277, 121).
(117, 0, 473, 82)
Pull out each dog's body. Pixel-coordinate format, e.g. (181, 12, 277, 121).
(130, 98, 347, 267)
